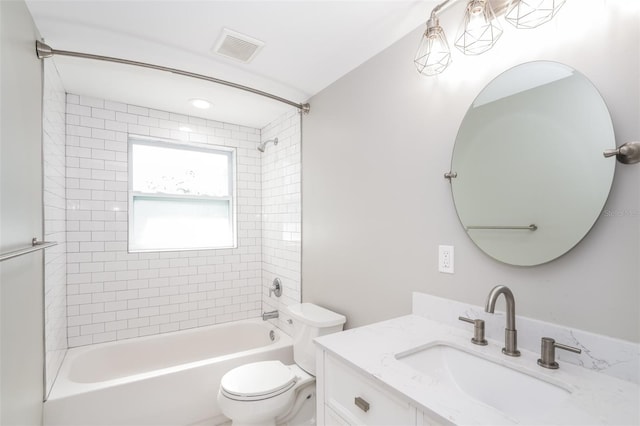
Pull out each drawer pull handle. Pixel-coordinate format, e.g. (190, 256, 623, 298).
(354, 396, 370, 412)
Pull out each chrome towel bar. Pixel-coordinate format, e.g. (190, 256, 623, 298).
(0, 238, 58, 262)
(466, 224, 538, 231)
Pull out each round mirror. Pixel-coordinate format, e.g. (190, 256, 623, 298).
(451, 61, 615, 266)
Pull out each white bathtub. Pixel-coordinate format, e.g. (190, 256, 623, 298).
(44, 319, 293, 426)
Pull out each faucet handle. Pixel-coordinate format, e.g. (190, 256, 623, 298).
(458, 316, 488, 346)
(537, 337, 581, 369)
(269, 278, 282, 298)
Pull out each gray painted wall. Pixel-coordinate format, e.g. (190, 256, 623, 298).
(302, 1, 640, 343)
(1, 1, 45, 424)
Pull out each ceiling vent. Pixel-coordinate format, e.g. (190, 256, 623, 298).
(212, 28, 264, 63)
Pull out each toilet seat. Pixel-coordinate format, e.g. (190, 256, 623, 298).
(220, 361, 297, 401)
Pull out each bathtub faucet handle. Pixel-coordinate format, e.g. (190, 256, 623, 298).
(269, 278, 282, 298)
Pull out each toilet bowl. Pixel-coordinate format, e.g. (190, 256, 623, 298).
(217, 361, 314, 426)
(217, 303, 346, 426)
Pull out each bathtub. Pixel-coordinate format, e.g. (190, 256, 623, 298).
(44, 319, 293, 426)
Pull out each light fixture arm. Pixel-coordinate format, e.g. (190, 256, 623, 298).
(423, 0, 460, 29)
(431, 0, 457, 17)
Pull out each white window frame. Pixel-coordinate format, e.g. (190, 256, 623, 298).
(128, 136, 237, 252)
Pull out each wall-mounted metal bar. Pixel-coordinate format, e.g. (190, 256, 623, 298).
(0, 238, 58, 263)
(35, 41, 310, 114)
(466, 224, 538, 231)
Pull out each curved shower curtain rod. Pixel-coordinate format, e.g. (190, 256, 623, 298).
(35, 40, 311, 114)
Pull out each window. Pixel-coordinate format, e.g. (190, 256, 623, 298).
(128, 138, 236, 252)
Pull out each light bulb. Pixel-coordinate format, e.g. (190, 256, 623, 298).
(454, 0, 502, 55)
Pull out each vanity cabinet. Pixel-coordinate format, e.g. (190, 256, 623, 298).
(316, 349, 445, 426)
(315, 308, 640, 426)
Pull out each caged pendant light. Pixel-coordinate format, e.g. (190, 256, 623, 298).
(414, 0, 567, 77)
(454, 0, 503, 55)
(505, 0, 567, 29)
(414, 13, 452, 76)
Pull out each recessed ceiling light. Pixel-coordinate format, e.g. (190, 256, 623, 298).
(179, 126, 192, 132)
(189, 98, 211, 109)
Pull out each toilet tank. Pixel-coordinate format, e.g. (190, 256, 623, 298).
(286, 303, 346, 375)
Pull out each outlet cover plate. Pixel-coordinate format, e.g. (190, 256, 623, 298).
(439, 245, 454, 274)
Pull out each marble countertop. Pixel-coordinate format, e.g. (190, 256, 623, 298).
(315, 314, 640, 425)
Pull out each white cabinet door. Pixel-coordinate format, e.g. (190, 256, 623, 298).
(323, 354, 415, 425)
(416, 409, 452, 426)
(325, 405, 351, 426)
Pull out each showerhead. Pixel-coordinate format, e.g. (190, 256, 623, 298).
(257, 137, 278, 152)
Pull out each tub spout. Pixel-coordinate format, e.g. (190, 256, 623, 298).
(262, 310, 279, 320)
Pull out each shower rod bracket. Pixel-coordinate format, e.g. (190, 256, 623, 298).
(36, 39, 53, 59)
(35, 40, 311, 113)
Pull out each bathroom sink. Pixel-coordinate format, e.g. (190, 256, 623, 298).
(396, 343, 571, 420)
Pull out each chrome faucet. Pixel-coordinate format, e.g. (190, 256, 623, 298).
(484, 285, 520, 357)
(262, 310, 279, 320)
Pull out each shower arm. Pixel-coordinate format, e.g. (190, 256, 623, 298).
(35, 40, 310, 114)
(258, 137, 279, 152)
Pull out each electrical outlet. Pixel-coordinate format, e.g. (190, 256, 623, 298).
(439, 245, 454, 274)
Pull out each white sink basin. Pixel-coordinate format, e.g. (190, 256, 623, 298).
(396, 343, 572, 420)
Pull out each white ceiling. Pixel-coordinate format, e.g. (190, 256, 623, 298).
(26, 0, 434, 128)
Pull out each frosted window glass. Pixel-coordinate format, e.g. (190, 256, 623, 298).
(128, 139, 236, 252)
(132, 144, 229, 196)
(131, 197, 233, 251)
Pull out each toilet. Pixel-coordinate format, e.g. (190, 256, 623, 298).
(217, 303, 346, 426)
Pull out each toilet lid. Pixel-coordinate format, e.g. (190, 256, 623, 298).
(220, 361, 297, 400)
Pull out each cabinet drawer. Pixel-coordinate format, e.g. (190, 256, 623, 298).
(325, 405, 351, 426)
(325, 354, 414, 425)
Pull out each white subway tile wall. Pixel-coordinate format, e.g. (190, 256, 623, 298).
(43, 60, 67, 395)
(260, 109, 302, 335)
(64, 94, 268, 346)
